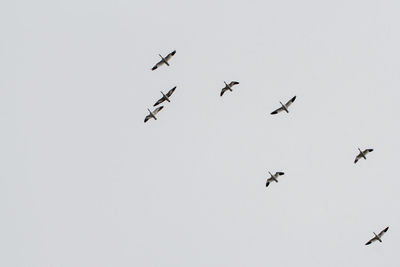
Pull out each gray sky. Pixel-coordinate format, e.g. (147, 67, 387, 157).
(2, 0, 400, 266)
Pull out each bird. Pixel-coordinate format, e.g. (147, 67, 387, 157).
(266, 171, 285, 187)
(270, 96, 297, 115)
(144, 106, 164, 123)
(354, 148, 374, 164)
(154, 86, 177, 106)
(220, 81, 239, 96)
(365, 227, 389, 245)
(151, 50, 176, 71)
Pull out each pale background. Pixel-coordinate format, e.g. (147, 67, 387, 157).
(1, 0, 400, 266)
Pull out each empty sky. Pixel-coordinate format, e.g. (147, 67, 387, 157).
(2, 0, 400, 266)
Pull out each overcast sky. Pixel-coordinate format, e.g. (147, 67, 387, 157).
(2, 0, 400, 266)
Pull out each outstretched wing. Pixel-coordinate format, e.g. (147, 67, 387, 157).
(164, 50, 176, 61)
(144, 114, 152, 123)
(363, 149, 374, 155)
(153, 106, 164, 115)
(354, 153, 362, 164)
(153, 96, 166, 107)
(365, 236, 378, 245)
(266, 177, 275, 187)
(378, 226, 389, 238)
(151, 60, 164, 71)
(166, 86, 177, 97)
(229, 81, 239, 87)
(266, 178, 275, 187)
(285, 96, 296, 108)
(271, 106, 285, 115)
(220, 87, 228, 97)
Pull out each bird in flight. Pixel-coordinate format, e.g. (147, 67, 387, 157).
(220, 81, 239, 96)
(154, 86, 177, 106)
(151, 50, 176, 71)
(144, 106, 164, 123)
(270, 96, 297, 115)
(365, 227, 389, 245)
(266, 171, 285, 187)
(354, 148, 374, 164)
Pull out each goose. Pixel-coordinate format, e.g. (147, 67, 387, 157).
(365, 227, 389, 245)
(151, 50, 176, 71)
(220, 81, 239, 96)
(266, 171, 285, 187)
(154, 86, 177, 106)
(144, 106, 164, 123)
(270, 96, 297, 115)
(354, 148, 374, 164)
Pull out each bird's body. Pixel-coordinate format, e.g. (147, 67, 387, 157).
(266, 171, 285, 187)
(354, 148, 374, 163)
(365, 227, 389, 245)
(220, 81, 239, 96)
(144, 106, 164, 123)
(151, 50, 176, 71)
(271, 96, 297, 115)
(154, 86, 177, 106)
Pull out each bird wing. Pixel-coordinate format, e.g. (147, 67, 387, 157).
(271, 106, 285, 115)
(220, 87, 228, 96)
(229, 81, 239, 87)
(354, 153, 362, 163)
(285, 96, 296, 108)
(144, 114, 152, 123)
(153, 106, 164, 115)
(153, 96, 166, 107)
(164, 50, 176, 61)
(266, 178, 275, 187)
(166, 86, 176, 97)
(378, 227, 389, 238)
(363, 149, 373, 155)
(151, 60, 164, 71)
(365, 236, 378, 245)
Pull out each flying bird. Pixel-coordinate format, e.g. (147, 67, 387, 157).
(270, 96, 297, 115)
(365, 227, 389, 245)
(144, 106, 164, 123)
(220, 81, 239, 96)
(154, 86, 177, 106)
(354, 148, 374, 164)
(266, 171, 285, 187)
(151, 50, 176, 71)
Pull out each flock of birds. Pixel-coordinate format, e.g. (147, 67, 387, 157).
(144, 49, 389, 247)
(144, 50, 177, 123)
